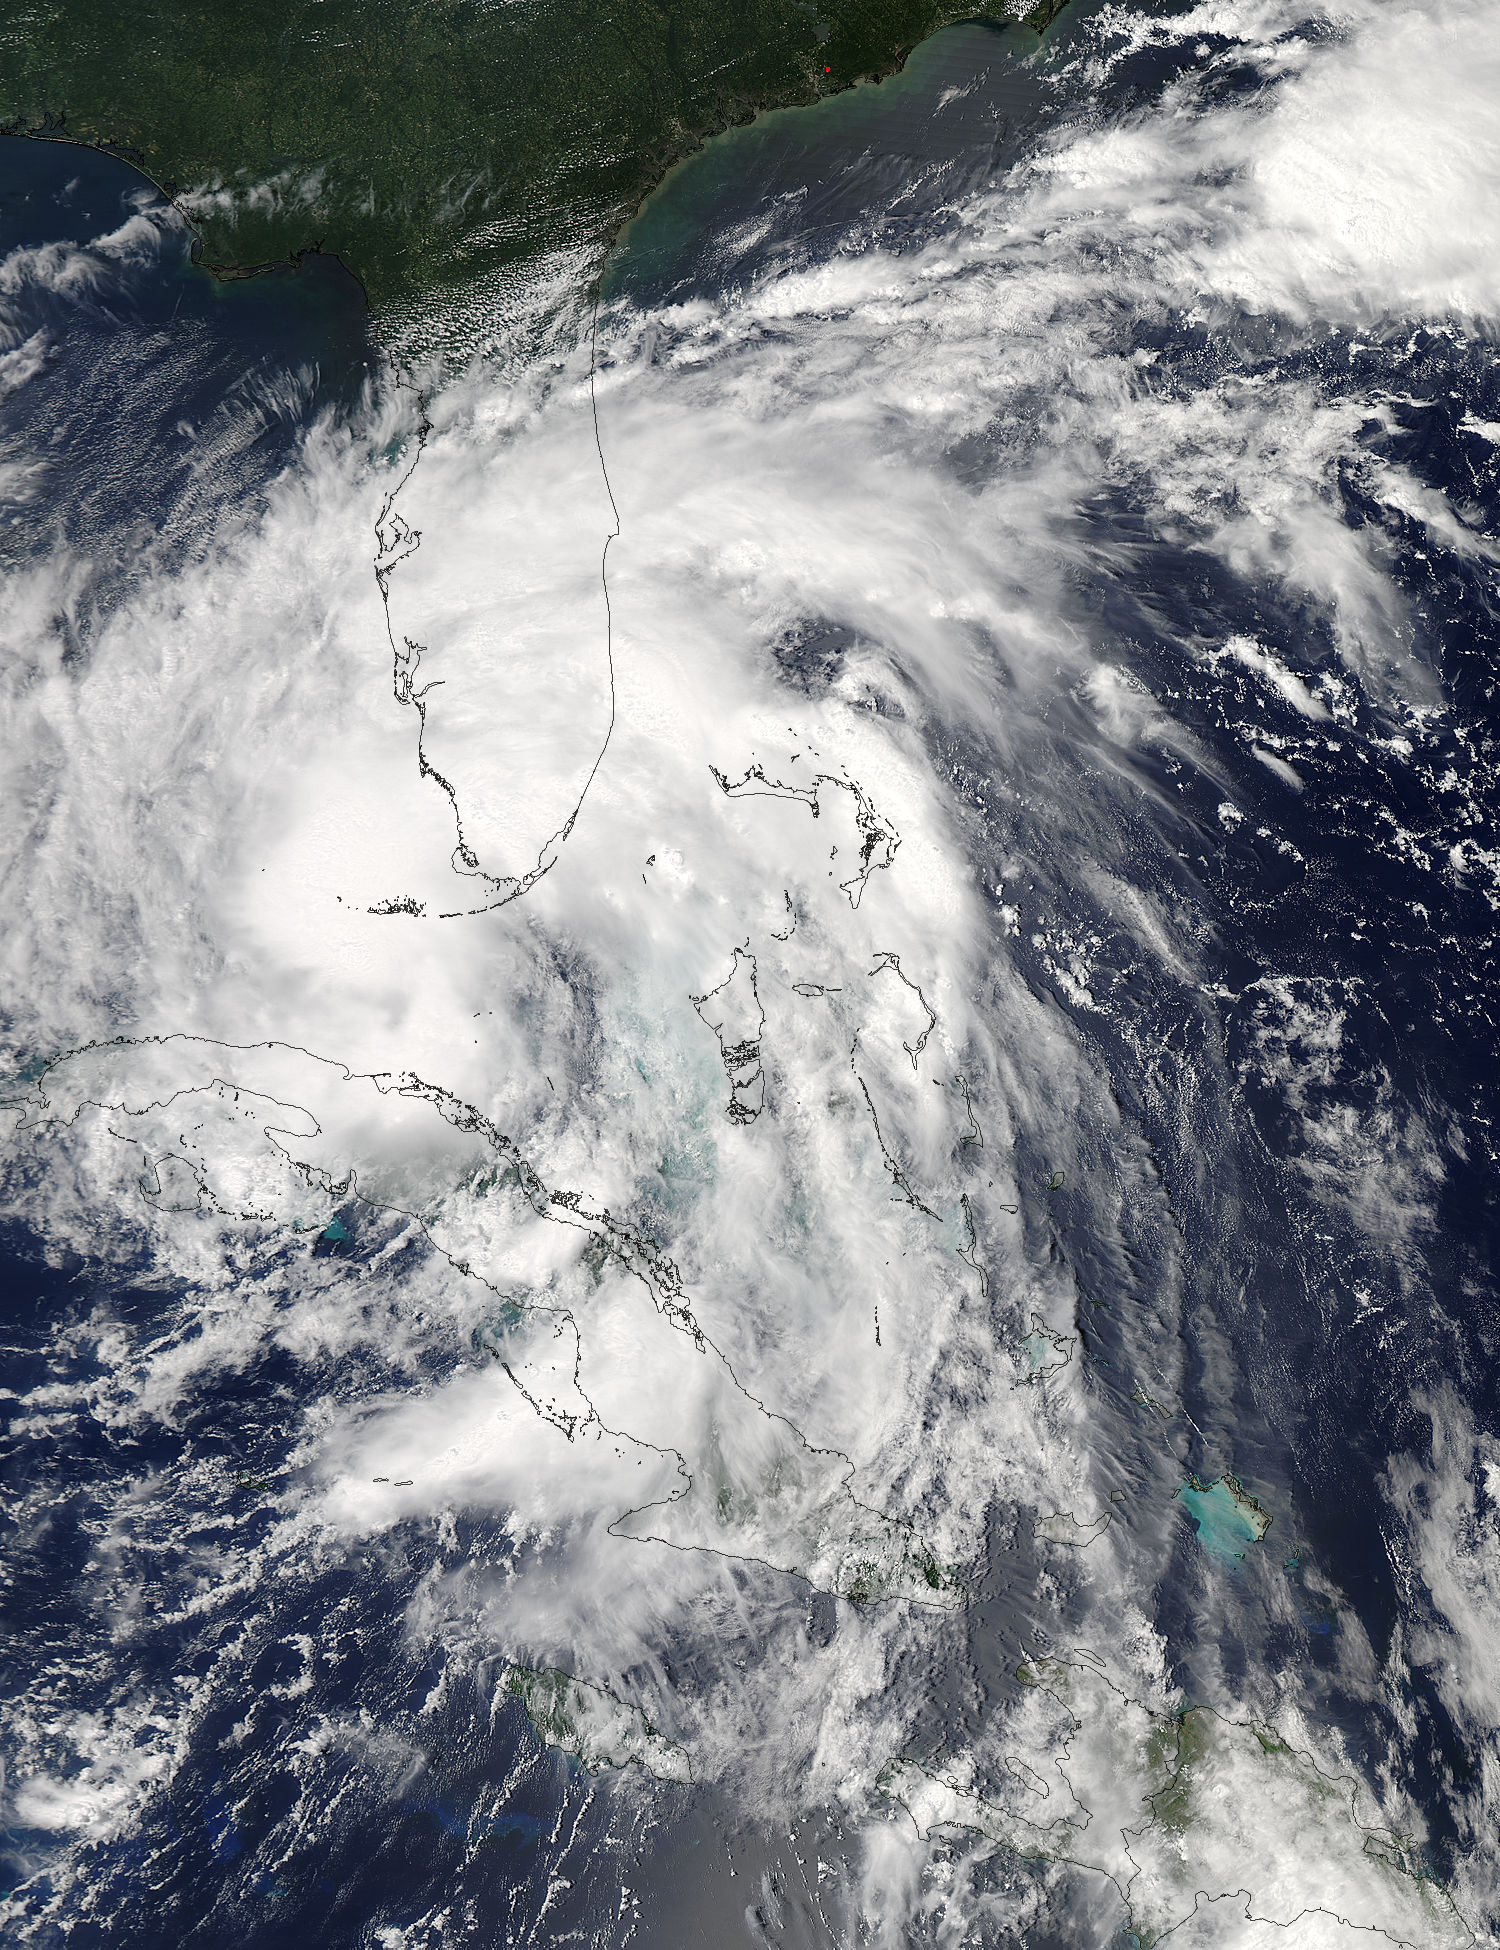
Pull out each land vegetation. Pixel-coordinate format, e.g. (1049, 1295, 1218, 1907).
(0, 0, 1067, 324)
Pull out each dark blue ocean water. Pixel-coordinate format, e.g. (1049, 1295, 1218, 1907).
(4, 10, 1500, 1944)
(0, 134, 761, 1950)
(0, 135, 373, 638)
(616, 0, 1500, 1899)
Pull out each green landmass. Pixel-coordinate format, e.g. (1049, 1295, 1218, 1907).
(505, 1665, 693, 1782)
(0, 0, 1066, 338)
(884, 1659, 1472, 1949)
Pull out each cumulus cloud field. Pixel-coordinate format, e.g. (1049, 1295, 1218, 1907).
(3, 0, 1500, 1942)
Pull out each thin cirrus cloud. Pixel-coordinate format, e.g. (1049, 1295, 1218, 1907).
(1, 0, 1495, 1939)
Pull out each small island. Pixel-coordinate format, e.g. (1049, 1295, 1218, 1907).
(1176, 1473, 1273, 1562)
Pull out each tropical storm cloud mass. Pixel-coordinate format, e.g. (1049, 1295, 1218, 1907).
(3, 0, 1500, 1944)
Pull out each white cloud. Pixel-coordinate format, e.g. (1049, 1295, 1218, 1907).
(2, 0, 1494, 1935)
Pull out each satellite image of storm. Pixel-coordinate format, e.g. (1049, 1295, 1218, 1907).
(1, 0, 1499, 1944)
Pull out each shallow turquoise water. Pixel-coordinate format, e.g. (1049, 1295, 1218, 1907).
(1177, 1476, 1272, 1564)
